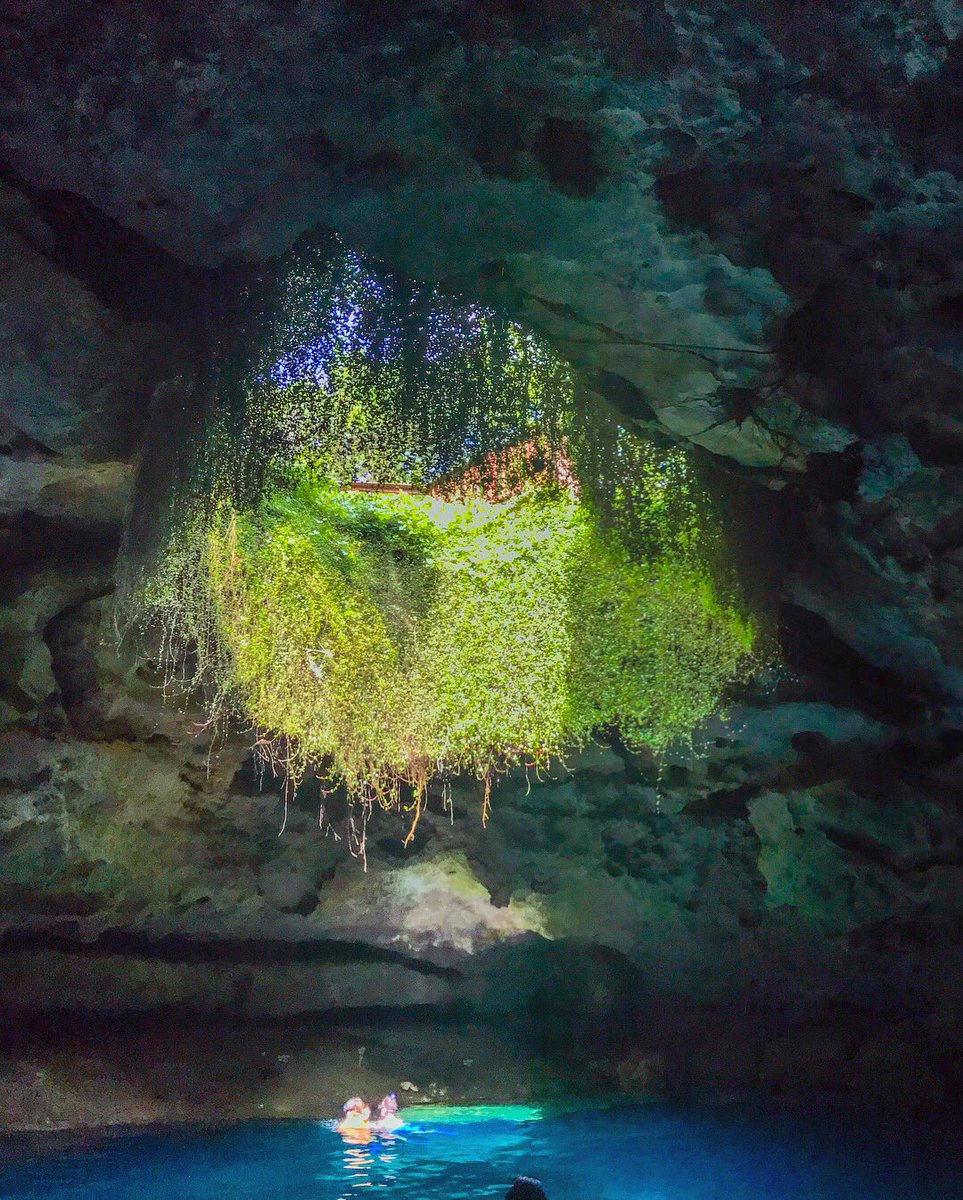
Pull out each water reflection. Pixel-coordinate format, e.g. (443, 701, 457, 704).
(6, 1103, 960, 1200)
(336, 1129, 401, 1196)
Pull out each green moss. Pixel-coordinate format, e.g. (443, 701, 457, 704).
(123, 243, 762, 832)
(151, 470, 753, 812)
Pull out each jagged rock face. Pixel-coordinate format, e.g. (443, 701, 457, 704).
(6, 0, 957, 468)
(2, 0, 963, 1120)
(3, 0, 963, 700)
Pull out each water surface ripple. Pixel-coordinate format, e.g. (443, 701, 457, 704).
(2, 1101, 961, 1199)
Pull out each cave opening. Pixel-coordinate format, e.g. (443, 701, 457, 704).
(125, 239, 757, 848)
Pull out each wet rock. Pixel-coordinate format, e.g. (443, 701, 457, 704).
(0, 1016, 578, 1132)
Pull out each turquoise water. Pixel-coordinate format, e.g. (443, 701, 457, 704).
(2, 1102, 961, 1200)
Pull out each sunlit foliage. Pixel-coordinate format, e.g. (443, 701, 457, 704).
(144, 471, 753, 821)
(129, 239, 757, 832)
(177, 245, 575, 520)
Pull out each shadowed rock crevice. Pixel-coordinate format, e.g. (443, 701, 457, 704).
(0, 928, 463, 977)
(778, 603, 933, 726)
(819, 824, 963, 876)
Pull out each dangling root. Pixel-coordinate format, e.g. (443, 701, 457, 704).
(403, 794, 423, 848)
(402, 760, 430, 847)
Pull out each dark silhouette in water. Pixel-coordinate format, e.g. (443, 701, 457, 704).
(506, 1178, 548, 1200)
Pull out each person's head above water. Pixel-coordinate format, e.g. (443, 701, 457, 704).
(342, 1097, 369, 1117)
(377, 1093, 398, 1119)
(506, 1177, 548, 1200)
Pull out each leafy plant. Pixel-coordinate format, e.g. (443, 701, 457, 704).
(127, 241, 759, 846)
(145, 473, 754, 836)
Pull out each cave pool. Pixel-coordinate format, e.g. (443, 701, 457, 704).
(3, 1101, 963, 1199)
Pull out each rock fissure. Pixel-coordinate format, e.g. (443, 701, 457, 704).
(818, 823, 963, 876)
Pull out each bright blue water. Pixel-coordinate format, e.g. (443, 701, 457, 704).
(2, 1102, 961, 1200)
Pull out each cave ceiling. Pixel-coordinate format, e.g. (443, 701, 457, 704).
(4, 0, 961, 472)
(3, 0, 963, 709)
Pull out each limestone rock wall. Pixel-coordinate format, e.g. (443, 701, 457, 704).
(1, 0, 963, 1119)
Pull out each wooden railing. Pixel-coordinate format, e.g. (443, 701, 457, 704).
(344, 481, 423, 494)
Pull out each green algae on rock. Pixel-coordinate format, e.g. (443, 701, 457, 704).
(143, 474, 754, 821)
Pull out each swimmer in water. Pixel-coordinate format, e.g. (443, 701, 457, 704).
(506, 1178, 548, 1200)
(337, 1097, 371, 1133)
(371, 1092, 402, 1133)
